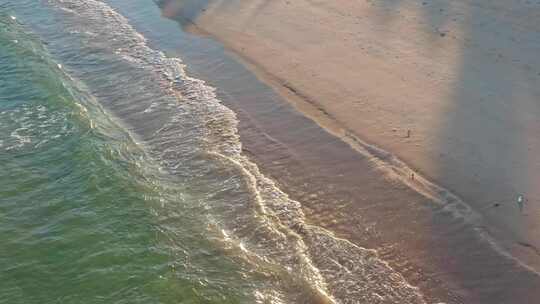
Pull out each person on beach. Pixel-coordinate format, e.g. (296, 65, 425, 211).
(517, 195, 525, 213)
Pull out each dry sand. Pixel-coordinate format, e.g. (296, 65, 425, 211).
(144, 0, 540, 302)
(164, 0, 540, 265)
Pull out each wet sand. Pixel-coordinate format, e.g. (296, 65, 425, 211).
(118, 1, 540, 303)
(213, 60, 540, 304)
(163, 0, 540, 269)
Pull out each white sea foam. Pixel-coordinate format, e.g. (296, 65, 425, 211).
(45, 0, 447, 303)
(1, 104, 73, 151)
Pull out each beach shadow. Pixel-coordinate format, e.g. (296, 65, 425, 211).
(154, 0, 211, 25)
(392, 0, 540, 245)
(370, 0, 540, 206)
(370, 0, 540, 302)
(155, 0, 271, 30)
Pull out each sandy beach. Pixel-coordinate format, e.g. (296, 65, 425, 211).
(153, 0, 540, 302)
(162, 0, 540, 264)
(5, 0, 539, 303)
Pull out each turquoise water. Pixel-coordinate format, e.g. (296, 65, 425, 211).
(0, 10, 254, 304)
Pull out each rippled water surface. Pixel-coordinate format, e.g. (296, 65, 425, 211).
(0, 1, 433, 303)
(0, 4, 260, 303)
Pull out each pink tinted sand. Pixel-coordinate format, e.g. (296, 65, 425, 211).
(187, 0, 540, 266)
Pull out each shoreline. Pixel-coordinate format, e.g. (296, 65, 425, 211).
(183, 0, 540, 273)
(175, 17, 540, 304)
(177, 0, 540, 269)
(8, 0, 540, 302)
(110, 1, 540, 302)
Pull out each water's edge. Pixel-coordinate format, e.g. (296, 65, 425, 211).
(4, 0, 540, 303)
(9, 1, 427, 303)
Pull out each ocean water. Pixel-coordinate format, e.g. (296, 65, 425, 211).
(0, 5, 256, 304)
(0, 1, 432, 304)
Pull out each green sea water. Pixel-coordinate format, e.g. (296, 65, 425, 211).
(0, 1, 432, 303)
(4, 0, 540, 303)
(0, 10, 255, 304)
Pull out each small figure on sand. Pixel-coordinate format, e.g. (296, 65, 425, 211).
(517, 194, 525, 213)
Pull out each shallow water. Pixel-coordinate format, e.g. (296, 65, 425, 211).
(0, 1, 446, 303)
(0, 1, 296, 302)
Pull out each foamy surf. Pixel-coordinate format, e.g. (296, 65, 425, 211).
(44, 0, 430, 302)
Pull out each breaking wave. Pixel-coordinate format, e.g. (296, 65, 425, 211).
(41, 0, 431, 303)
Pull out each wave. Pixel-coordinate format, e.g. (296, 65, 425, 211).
(1, 11, 262, 303)
(0, 14, 101, 152)
(41, 1, 432, 303)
